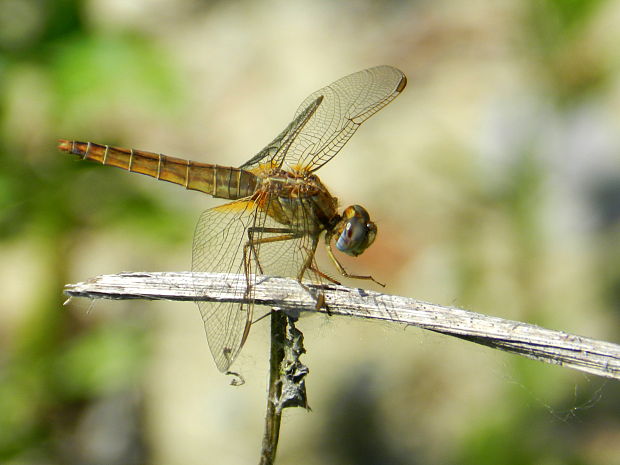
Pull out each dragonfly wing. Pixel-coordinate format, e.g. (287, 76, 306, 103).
(192, 201, 257, 372)
(241, 65, 406, 173)
(239, 96, 323, 171)
(192, 195, 322, 372)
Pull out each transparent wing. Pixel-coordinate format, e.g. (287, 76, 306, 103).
(239, 96, 323, 171)
(192, 201, 256, 372)
(240, 65, 406, 173)
(192, 195, 322, 372)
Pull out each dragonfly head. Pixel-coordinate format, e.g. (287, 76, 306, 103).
(335, 205, 377, 256)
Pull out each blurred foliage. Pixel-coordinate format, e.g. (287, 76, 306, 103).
(526, 0, 611, 103)
(0, 0, 185, 463)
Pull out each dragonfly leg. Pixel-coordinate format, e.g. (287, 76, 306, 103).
(240, 228, 301, 330)
(294, 236, 334, 313)
(242, 227, 331, 312)
(307, 264, 341, 285)
(294, 277, 329, 314)
(243, 226, 304, 282)
(244, 227, 303, 271)
(324, 233, 385, 287)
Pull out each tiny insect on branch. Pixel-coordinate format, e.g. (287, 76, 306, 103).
(64, 271, 620, 381)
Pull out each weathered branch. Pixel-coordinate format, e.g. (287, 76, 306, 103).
(64, 271, 620, 381)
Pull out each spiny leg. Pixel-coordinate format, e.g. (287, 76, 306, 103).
(325, 233, 385, 287)
(244, 226, 304, 277)
(295, 236, 333, 313)
(230, 227, 300, 350)
(243, 227, 329, 313)
(242, 227, 308, 324)
(307, 264, 341, 286)
(242, 226, 305, 308)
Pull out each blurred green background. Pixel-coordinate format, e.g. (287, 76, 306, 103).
(1, 0, 620, 464)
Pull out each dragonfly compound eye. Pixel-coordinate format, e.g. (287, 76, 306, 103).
(336, 205, 377, 256)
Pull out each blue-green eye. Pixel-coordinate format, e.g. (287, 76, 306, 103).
(335, 205, 377, 256)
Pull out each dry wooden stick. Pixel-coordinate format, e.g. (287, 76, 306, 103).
(64, 271, 620, 381)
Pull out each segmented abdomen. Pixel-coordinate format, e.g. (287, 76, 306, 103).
(58, 140, 257, 200)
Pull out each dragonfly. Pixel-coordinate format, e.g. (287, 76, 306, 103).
(58, 65, 407, 373)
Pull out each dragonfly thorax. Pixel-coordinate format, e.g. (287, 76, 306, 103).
(256, 170, 339, 234)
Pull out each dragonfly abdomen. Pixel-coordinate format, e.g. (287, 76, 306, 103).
(58, 140, 257, 200)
